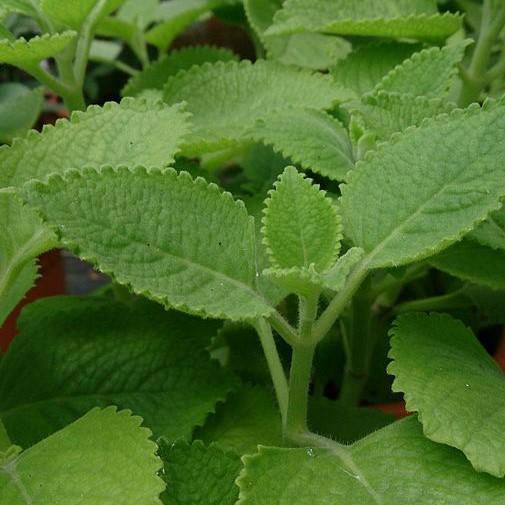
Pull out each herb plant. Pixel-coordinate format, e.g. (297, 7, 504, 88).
(1, 0, 505, 503)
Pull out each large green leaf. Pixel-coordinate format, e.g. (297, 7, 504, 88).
(122, 46, 238, 97)
(159, 440, 241, 505)
(340, 101, 505, 269)
(0, 193, 56, 327)
(195, 386, 282, 454)
(374, 41, 470, 98)
(0, 296, 237, 447)
(246, 109, 354, 181)
(0, 31, 76, 67)
(330, 41, 420, 96)
(389, 312, 505, 477)
(237, 416, 505, 504)
(0, 407, 165, 504)
(468, 205, 505, 251)
(266, 0, 462, 42)
(163, 59, 352, 154)
(263, 166, 341, 272)
(22, 167, 272, 320)
(0, 97, 190, 189)
(430, 239, 505, 289)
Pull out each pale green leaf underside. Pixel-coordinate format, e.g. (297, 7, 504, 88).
(430, 239, 505, 289)
(340, 101, 505, 269)
(195, 386, 282, 454)
(246, 109, 355, 181)
(322, 247, 365, 292)
(238, 417, 505, 504)
(330, 42, 420, 96)
(163, 60, 352, 154)
(0, 407, 164, 505)
(0, 296, 237, 447)
(266, 0, 462, 42)
(263, 166, 342, 271)
(262, 265, 322, 297)
(0, 193, 56, 327)
(468, 205, 505, 251)
(122, 45, 238, 97)
(389, 313, 505, 477)
(22, 167, 272, 321)
(0, 31, 76, 66)
(374, 41, 470, 98)
(159, 440, 241, 505)
(0, 97, 190, 189)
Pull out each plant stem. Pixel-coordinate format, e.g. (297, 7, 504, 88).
(393, 289, 471, 314)
(268, 309, 298, 346)
(458, 0, 505, 106)
(253, 318, 289, 424)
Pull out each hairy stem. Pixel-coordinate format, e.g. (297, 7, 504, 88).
(393, 289, 471, 314)
(268, 310, 298, 346)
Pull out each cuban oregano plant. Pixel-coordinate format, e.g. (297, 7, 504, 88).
(2, 0, 505, 503)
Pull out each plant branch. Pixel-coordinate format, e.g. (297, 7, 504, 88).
(393, 289, 472, 314)
(268, 310, 298, 346)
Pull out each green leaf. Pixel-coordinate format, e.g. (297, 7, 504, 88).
(266, 0, 462, 42)
(122, 46, 238, 97)
(0, 419, 10, 453)
(308, 397, 394, 443)
(0, 0, 38, 16)
(262, 166, 342, 272)
(0, 193, 56, 327)
(163, 60, 353, 154)
(374, 41, 470, 98)
(430, 239, 505, 289)
(347, 92, 455, 143)
(389, 313, 505, 477)
(40, 0, 125, 29)
(246, 109, 355, 181)
(22, 167, 272, 321)
(237, 416, 505, 504)
(262, 265, 322, 297)
(340, 101, 505, 269)
(330, 41, 420, 96)
(468, 205, 505, 251)
(0, 31, 77, 67)
(244, 0, 351, 70)
(159, 440, 241, 505)
(0, 83, 43, 143)
(0, 97, 190, 189)
(0, 407, 165, 505)
(0, 296, 238, 447)
(322, 247, 365, 292)
(195, 386, 282, 454)
(145, 0, 239, 51)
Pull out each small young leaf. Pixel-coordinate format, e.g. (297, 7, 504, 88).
(430, 239, 505, 289)
(195, 386, 282, 454)
(389, 313, 505, 477)
(266, 0, 462, 42)
(22, 167, 272, 321)
(237, 417, 505, 504)
(163, 60, 352, 154)
(0, 407, 165, 505)
(0, 31, 76, 67)
(340, 101, 505, 268)
(159, 440, 242, 505)
(330, 41, 420, 96)
(0, 296, 238, 447)
(374, 41, 470, 98)
(262, 166, 342, 271)
(262, 265, 323, 297)
(468, 205, 505, 251)
(322, 247, 365, 292)
(122, 46, 238, 97)
(246, 109, 355, 181)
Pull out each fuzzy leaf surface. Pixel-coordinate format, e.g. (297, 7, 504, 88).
(389, 313, 505, 477)
(237, 416, 505, 504)
(263, 166, 341, 271)
(468, 206, 505, 251)
(22, 167, 271, 320)
(0, 407, 165, 505)
(322, 247, 365, 292)
(122, 46, 238, 97)
(163, 60, 352, 154)
(159, 440, 241, 505)
(0, 296, 237, 447)
(266, 0, 462, 42)
(430, 239, 505, 289)
(246, 109, 354, 181)
(262, 265, 322, 297)
(340, 102, 505, 268)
